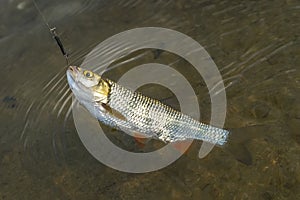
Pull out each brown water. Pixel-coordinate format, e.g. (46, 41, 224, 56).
(0, 0, 299, 199)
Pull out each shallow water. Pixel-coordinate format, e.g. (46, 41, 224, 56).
(0, 0, 300, 199)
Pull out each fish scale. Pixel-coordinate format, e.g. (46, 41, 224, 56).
(97, 79, 229, 145)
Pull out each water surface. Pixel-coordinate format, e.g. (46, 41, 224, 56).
(0, 0, 299, 199)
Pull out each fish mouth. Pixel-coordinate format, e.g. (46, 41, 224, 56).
(66, 66, 80, 90)
(67, 65, 79, 76)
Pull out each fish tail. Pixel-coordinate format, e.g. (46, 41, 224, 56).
(196, 124, 230, 146)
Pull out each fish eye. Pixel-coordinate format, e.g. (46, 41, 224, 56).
(84, 70, 94, 78)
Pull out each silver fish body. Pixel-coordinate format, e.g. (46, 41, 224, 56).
(94, 79, 229, 145)
(66, 66, 229, 146)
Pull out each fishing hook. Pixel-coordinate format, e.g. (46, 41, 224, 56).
(32, 0, 69, 65)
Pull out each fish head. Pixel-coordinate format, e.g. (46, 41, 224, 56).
(66, 66, 110, 104)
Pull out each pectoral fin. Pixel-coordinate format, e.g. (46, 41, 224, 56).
(98, 102, 127, 122)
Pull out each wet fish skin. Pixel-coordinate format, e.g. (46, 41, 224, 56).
(66, 66, 229, 145)
(105, 80, 229, 145)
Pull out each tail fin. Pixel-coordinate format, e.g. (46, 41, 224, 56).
(197, 123, 230, 146)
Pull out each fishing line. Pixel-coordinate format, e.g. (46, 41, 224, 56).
(32, 0, 70, 65)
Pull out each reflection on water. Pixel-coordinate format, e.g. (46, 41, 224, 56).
(0, 0, 299, 199)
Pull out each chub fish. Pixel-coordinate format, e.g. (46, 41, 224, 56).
(66, 66, 229, 146)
